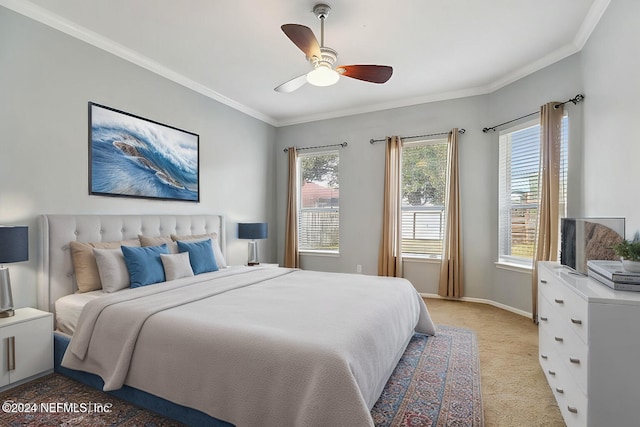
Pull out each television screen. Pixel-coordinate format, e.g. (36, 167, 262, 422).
(560, 217, 625, 274)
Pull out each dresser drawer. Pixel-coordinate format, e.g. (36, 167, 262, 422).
(562, 285, 589, 345)
(559, 327, 588, 396)
(557, 372, 588, 427)
(538, 268, 563, 306)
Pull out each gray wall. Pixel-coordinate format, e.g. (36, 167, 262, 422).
(581, 0, 640, 237)
(275, 53, 584, 314)
(4, 1, 637, 316)
(0, 7, 277, 309)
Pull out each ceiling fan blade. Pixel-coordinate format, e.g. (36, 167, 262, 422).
(281, 24, 321, 59)
(337, 65, 393, 84)
(274, 74, 308, 93)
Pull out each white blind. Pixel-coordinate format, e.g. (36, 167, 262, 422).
(498, 116, 568, 265)
(298, 151, 339, 252)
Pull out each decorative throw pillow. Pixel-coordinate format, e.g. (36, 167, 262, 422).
(160, 252, 195, 281)
(171, 233, 227, 268)
(93, 248, 130, 293)
(121, 244, 169, 288)
(69, 238, 140, 293)
(138, 235, 179, 254)
(177, 239, 218, 275)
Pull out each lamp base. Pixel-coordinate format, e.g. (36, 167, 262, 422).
(0, 267, 15, 317)
(247, 240, 260, 266)
(0, 309, 14, 318)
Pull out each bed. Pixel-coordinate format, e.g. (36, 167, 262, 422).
(38, 214, 435, 427)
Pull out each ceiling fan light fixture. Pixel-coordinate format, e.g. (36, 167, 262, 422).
(306, 65, 340, 86)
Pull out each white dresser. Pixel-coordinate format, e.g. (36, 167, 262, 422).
(538, 261, 640, 427)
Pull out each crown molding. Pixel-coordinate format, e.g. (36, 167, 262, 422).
(2, 0, 611, 128)
(0, 0, 278, 127)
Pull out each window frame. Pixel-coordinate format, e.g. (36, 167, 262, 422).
(497, 115, 568, 269)
(296, 149, 340, 254)
(400, 137, 448, 259)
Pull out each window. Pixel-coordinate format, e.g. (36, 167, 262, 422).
(298, 151, 339, 252)
(401, 139, 448, 257)
(498, 116, 568, 267)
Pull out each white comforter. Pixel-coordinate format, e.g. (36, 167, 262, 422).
(62, 266, 435, 427)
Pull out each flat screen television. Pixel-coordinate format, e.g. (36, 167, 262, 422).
(560, 217, 625, 274)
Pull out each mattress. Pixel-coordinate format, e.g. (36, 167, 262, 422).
(55, 290, 106, 335)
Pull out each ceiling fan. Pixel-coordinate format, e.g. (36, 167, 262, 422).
(274, 4, 393, 93)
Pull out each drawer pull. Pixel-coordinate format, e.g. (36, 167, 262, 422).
(571, 318, 582, 325)
(6, 336, 16, 371)
(554, 298, 564, 304)
(567, 406, 578, 414)
(541, 279, 548, 284)
(569, 357, 581, 364)
(555, 387, 564, 394)
(548, 370, 556, 376)
(554, 336, 564, 342)
(541, 354, 548, 360)
(540, 316, 548, 321)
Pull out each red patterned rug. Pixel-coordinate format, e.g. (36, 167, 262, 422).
(0, 325, 482, 427)
(372, 325, 484, 426)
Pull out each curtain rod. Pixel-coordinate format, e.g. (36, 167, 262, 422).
(482, 93, 584, 133)
(369, 128, 466, 144)
(283, 142, 347, 153)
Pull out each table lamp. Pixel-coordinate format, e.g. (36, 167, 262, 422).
(238, 223, 268, 266)
(0, 226, 28, 318)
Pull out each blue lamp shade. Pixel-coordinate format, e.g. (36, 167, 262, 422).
(0, 226, 29, 264)
(0, 226, 28, 318)
(238, 223, 268, 240)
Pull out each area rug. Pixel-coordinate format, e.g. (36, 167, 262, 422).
(0, 325, 482, 427)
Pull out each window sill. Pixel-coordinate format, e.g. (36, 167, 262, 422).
(403, 255, 441, 264)
(495, 261, 532, 274)
(299, 250, 339, 257)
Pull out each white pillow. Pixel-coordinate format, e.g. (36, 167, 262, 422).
(161, 252, 195, 281)
(171, 233, 227, 268)
(93, 248, 130, 293)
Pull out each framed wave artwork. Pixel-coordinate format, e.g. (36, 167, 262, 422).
(89, 102, 199, 202)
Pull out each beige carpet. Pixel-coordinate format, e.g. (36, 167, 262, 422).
(424, 297, 565, 427)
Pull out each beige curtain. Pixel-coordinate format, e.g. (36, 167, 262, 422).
(439, 129, 464, 298)
(284, 147, 299, 268)
(378, 136, 403, 277)
(531, 102, 564, 321)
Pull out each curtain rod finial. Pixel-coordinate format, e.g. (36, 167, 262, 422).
(458, 129, 466, 134)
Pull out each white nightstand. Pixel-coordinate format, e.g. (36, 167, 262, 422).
(0, 308, 53, 391)
(253, 263, 280, 268)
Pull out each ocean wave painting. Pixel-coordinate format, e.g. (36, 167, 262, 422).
(89, 103, 199, 202)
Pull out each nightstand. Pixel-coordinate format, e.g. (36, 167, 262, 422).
(0, 308, 53, 391)
(254, 263, 280, 268)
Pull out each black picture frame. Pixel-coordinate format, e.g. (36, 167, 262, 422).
(88, 102, 199, 202)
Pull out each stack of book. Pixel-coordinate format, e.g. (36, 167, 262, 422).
(587, 260, 640, 291)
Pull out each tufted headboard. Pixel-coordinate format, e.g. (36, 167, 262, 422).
(38, 214, 225, 316)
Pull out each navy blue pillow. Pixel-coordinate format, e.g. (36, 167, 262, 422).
(121, 244, 169, 288)
(177, 239, 218, 275)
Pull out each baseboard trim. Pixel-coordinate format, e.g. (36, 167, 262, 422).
(420, 293, 532, 319)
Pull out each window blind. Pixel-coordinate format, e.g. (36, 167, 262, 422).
(498, 116, 568, 266)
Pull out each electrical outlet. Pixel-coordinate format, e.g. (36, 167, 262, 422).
(356, 264, 362, 274)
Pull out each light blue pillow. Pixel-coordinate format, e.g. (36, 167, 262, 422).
(177, 239, 218, 275)
(121, 244, 169, 288)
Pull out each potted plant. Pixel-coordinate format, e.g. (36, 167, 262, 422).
(613, 239, 640, 273)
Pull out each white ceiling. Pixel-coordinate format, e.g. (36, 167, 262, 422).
(4, 0, 609, 126)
